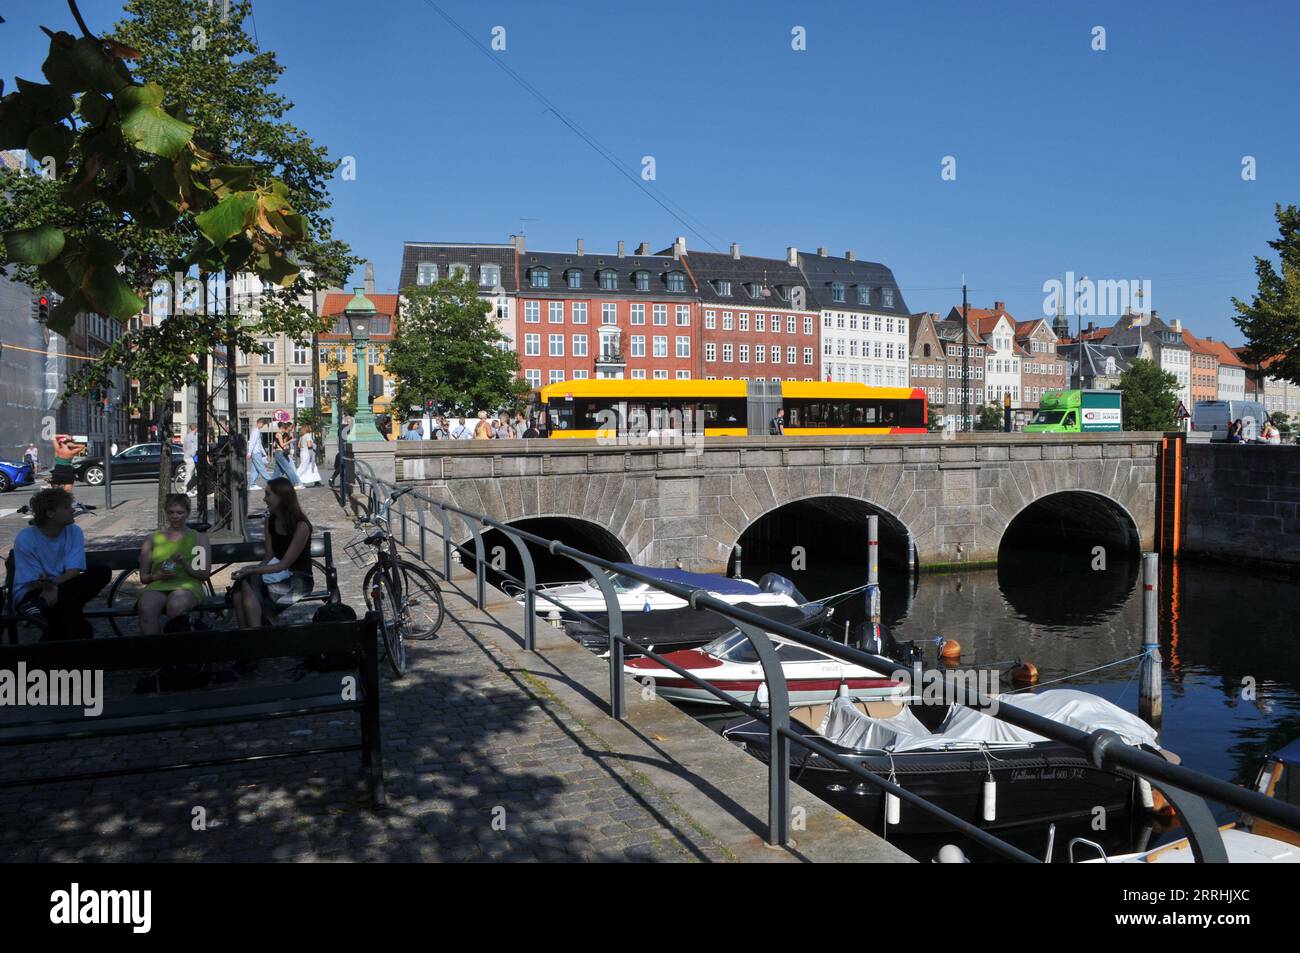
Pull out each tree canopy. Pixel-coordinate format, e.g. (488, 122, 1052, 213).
(1232, 203, 1300, 387)
(1119, 358, 1180, 431)
(386, 276, 529, 415)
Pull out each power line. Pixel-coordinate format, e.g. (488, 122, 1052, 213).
(416, 0, 725, 252)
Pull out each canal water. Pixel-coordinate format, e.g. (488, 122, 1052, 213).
(701, 549, 1300, 862)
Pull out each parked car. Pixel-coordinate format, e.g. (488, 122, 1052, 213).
(0, 459, 36, 493)
(1193, 400, 1268, 441)
(74, 443, 187, 486)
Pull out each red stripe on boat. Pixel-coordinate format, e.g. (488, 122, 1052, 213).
(626, 650, 722, 671)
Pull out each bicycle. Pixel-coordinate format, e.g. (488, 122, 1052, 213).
(345, 485, 445, 676)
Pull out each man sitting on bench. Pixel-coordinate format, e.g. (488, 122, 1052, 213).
(12, 488, 111, 640)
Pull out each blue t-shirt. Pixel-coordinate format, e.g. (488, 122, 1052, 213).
(13, 524, 87, 603)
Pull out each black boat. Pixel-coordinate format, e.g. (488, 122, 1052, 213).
(723, 689, 1165, 835)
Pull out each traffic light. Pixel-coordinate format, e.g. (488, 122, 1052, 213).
(36, 295, 49, 323)
(425, 398, 435, 414)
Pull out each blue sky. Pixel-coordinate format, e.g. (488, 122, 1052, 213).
(4, 0, 1297, 343)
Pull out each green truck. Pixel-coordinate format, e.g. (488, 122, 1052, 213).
(1023, 389, 1123, 433)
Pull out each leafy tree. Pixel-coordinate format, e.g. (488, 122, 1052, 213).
(1233, 204, 1300, 386)
(387, 276, 529, 415)
(926, 399, 944, 432)
(1271, 410, 1292, 437)
(1118, 358, 1180, 431)
(974, 401, 1004, 431)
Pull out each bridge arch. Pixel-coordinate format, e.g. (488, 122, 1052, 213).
(467, 515, 632, 588)
(997, 489, 1142, 560)
(727, 494, 918, 575)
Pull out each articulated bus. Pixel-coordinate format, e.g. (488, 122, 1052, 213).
(539, 380, 927, 437)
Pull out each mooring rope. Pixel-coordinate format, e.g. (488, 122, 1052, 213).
(1002, 652, 1145, 694)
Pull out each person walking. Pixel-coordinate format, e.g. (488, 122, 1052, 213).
(182, 423, 199, 497)
(136, 493, 211, 636)
(473, 411, 493, 440)
(12, 487, 111, 640)
(769, 407, 785, 435)
(296, 424, 322, 486)
(248, 418, 275, 489)
(23, 443, 38, 472)
(272, 421, 303, 487)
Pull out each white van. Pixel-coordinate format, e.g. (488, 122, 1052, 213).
(1193, 400, 1268, 441)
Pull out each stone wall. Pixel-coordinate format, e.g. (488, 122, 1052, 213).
(394, 433, 1161, 572)
(1182, 444, 1300, 568)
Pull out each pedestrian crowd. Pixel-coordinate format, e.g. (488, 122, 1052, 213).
(404, 409, 550, 440)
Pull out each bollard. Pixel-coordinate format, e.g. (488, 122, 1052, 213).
(732, 544, 743, 580)
(865, 515, 881, 622)
(417, 508, 426, 562)
(1139, 552, 1163, 726)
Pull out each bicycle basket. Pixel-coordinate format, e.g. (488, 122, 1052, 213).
(343, 532, 378, 567)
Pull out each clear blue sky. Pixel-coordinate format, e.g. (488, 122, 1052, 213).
(5, 0, 1297, 344)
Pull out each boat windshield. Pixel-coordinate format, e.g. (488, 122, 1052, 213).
(609, 574, 647, 593)
(1030, 410, 1065, 425)
(701, 630, 759, 663)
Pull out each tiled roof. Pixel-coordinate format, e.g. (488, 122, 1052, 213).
(399, 243, 518, 292)
(682, 250, 811, 309)
(319, 292, 399, 339)
(795, 252, 910, 316)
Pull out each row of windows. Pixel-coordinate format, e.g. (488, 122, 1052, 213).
(823, 339, 908, 359)
(827, 284, 896, 307)
(522, 301, 692, 325)
(523, 369, 696, 386)
(318, 346, 385, 365)
(520, 266, 688, 293)
(705, 312, 814, 334)
(942, 344, 985, 358)
(703, 343, 814, 365)
(1023, 362, 1065, 377)
(823, 365, 908, 386)
(415, 262, 501, 287)
(522, 334, 691, 358)
(827, 313, 906, 334)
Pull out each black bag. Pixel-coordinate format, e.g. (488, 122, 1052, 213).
(302, 601, 359, 671)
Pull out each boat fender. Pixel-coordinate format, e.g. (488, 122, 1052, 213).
(982, 777, 997, 822)
(1009, 661, 1039, 685)
(836, 680, 849, 698)
(939, 638, 961, 660)
(933, 845, 969, 863)
(756, 681, 770, 707)
(886, 792, 901, 826)
(1139, 778, 1154, 810)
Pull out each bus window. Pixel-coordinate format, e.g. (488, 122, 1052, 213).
(879, 403, 898, 426)
(862, 403, 878, 424)
(786, 405, 800, 427)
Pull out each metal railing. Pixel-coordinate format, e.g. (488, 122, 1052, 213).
(342, 454, 1300, 863)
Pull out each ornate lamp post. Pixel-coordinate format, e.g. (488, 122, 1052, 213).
(343, 288, 384, 442)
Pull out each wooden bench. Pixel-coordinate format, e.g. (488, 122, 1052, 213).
(0, 615, 385, 808)
(2, 533, 339, 644)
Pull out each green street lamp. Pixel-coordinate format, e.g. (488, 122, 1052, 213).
(344, 287, 384, 442)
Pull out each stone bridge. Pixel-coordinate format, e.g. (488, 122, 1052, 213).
(376, 433, 1161, 572)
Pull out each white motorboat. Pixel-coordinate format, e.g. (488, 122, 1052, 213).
(521, 565, 803, 618)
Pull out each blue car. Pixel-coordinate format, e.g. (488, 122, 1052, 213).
(0, 459, 36, 493)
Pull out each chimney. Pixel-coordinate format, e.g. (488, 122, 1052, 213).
(817, 246, 828, 257)
(845, 250, 855, 261)
(1150, 309, 1159, 324)
(511, 233, 524, 253)
(635, 242, 649, 255)
(576, 238, 584, 256)
(1171, 318, 1182, 333)
(786, 246, 798, 266)
(730, 243, 740, 259)
(617, 240, 625, 258)
(672, 236, 686, 259)
(994, 300, 1006, 313)
(364, 261, 375, 296)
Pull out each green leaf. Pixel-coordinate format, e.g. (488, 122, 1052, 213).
(70, 37, 130, 95)
(47, 290, 86, 336)
(256, 252, 300, 288)
(78, 92, 111, 127)
(41, 33, 82, 92)
(120, 95, 193, 159)
(25, 123, 74, 170)
(194, 192, 257, 247)
(209, 163, 255, 197)
(1, 225, 65, 264)
(83, 265, 146, 322)
(38, 259, 77, 298)
(14, 78, 75, 122)
(116, 82, 166, 111)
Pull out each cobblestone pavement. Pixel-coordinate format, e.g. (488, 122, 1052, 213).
(0, 487, 731, 862)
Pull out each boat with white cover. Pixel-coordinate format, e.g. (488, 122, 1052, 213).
(519, 565, 803, 618)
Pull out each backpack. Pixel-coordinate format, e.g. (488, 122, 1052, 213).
(302, 601, 360, 672)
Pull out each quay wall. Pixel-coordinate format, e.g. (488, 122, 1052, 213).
(1182, 443, 1300, 569)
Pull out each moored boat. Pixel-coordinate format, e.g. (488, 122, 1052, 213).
(518, 565, 804, 619)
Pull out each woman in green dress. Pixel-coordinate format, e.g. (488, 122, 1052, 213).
(137, 493, 211, 635)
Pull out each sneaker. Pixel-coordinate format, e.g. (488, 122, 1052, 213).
(248, 485, 262, 490)
(16, 598, 50, 633)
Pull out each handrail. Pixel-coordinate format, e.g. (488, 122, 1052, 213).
(342, 453, 1300, 862)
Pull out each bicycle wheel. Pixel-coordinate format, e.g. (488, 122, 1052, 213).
(394, 560, 445, 640)
(105, 568, 143, 637)
(367, 569, 406, 677)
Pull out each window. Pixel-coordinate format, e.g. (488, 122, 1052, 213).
(831, 282, 845, 303)
(602, 303, 617, 325)
(481, 265, 500, 287)
(630, 335, 645, 357)
(706, 343, 717, 361)
(653, 305, 668, 325)
(676, 336, 690, 358)
(804, 317, 813, 335)
(599, 270, 618, 291)
(291, 376, 311, 396)
(739, 313, 749, 332)
(803, 347, 813, 365)
(676, 305, 690, 326)
(723, 312, 734, 330)
(529, 267, 550, 289)
(259, 377, 277, 402)
(573, 334, 588, 357)
(755, 314, 765, 332)
(883, 288, 894, 307)
(417, 262, 438, 285)
(676, 370, 691, 379)
(550, 370, 565, 384)
(549, 301, 564, 324)
(260, 340, 275, 364)
(630, 369, 646, 379)
(238, 377, 249, 403)
(770, 346, 781, 364)
(923, 343, 931, 357)
(739, 344, 749, 362)
(823, 340, 832, 356)
(549, 334, 564, 357)
(292, 342, 309, 364)
(653, 369, 669, 380)
(525, 301, 540, 323)
(572, 302, 588, 324)
(723, 344, 733, 362)
(787, 316, 796, 334)
(653, 336, 668, 358)
(524, 334, 540, 356)
(849, 340, 859, 357)
(717, 279, 732, 297)
(634, 271, 650, 291)
(525, 369, 542, 389)
(667, 272, 686, 292)
(705, 310, 716, 329)
(566, 269, 582, 289)
(573, 370, 589, 380)
(630, 304, 645, 325)
(857, 287, 870, 305)
(747, 282, 762, 298)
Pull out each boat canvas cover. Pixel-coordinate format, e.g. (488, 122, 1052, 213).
(1275, 737, 1300, 768)
(613, 563, 761, 596)
(566, 602, 827, 645)
(818, 689, 1158, 753)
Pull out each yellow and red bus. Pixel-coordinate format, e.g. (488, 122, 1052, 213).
(539, 380, 927, 437)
